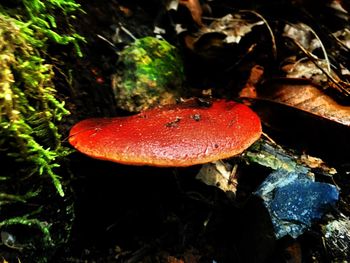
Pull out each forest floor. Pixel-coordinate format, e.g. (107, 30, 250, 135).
(47, 0, 350, 262)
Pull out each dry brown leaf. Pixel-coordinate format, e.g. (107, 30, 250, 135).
(179, 0, 203, 27)
(182, 14, 264, 58)
(186, 14, 263, 48)
(282, 60, 332, 83)
(257, 79, 350, 126)
(300, 154, 337, 174)
(282, 59, 350, 96)
(203, 14, 264, 44)
(239, 65, 264, 98)
(247, 80, 350, 164)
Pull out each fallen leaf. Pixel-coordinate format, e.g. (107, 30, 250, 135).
(205, 14, 264, 44)
(245, 78, 350, 164)
(249, 98, 350, 165)
(282, 60, 332, 83)
(283, 23, 321, 53)
(183, 14, 264, 55)
(239, 65, 264, 99)
(281, 59, 350, 96)
(196, 161, 237, 195)
(257, 78, 350, 126)
(300, 154, 337, 175)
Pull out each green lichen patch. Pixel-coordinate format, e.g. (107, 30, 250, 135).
(112, 36, 185, 112)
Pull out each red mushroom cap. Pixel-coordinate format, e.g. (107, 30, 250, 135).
(69, 99, 261, 167)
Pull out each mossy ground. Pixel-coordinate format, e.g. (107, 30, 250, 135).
(0, 1, 82, 262)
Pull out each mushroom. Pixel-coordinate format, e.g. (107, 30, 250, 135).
(69, 99, 261, 166)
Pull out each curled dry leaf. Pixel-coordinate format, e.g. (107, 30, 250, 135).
(257, 79, 350, 126)
(183, 14, 264, 53)
(205, 14, 264, 44)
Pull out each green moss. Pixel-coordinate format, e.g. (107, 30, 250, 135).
(0, 13, 69, 197)
(112, 36, 185, 112)
(0, 0, 82, 260)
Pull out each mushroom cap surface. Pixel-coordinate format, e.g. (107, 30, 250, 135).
(69, 99, 261, 166)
